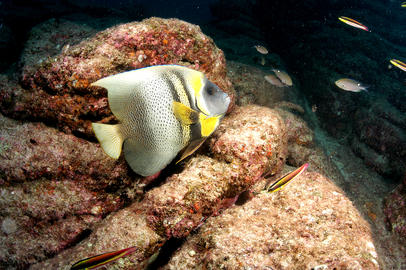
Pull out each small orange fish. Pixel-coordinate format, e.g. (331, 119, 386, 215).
(390, 59, 406, 72)
(71, 246, 137, 269)
(338, 16, 369, 32)
(265, 163, 308, 193)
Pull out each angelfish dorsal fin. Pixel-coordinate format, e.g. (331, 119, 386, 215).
(176, 138, 207, 164)
(173, 101, 199, 125)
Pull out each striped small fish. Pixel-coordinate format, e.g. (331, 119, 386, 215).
(265, 163, 308, 193)
(338, 16, 370, 32)
(390, 59, 406, 72)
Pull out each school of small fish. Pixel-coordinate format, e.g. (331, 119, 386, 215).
(335, 14, 406, 92)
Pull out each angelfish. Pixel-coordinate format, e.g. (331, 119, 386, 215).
(91, 65, 230, 176)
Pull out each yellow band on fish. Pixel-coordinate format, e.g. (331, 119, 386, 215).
(390, 59, 406, 72)
(189, 72, 210, 116)
(200, 114, 220, 137)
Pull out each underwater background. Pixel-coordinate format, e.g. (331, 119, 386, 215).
(0, 0, 405, 269)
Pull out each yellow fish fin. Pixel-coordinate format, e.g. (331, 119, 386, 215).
(173, 101, 199, 125)
(176, 138, 207, 164)
(199, 115, 221, 137)
(92, 123, 124, 159)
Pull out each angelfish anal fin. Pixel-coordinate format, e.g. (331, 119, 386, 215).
(176, 138, 207, 164)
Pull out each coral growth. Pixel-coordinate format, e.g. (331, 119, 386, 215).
(0, 114, 140, 268)
(30, 105, 287, 269)
(0, 17, 235, 137)
(165, 170, 380, 269)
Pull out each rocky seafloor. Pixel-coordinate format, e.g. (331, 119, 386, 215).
(0, 14, 405, 270)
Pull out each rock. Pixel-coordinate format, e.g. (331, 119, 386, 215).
(0, 17, 239, 268)
(31, 105, 287, 269)
(353, 107, 406, 178)
(384, 174, 406, 241)
(1, 17, 235, 137)
(19, 18, 97, 79)
(165, 170, 380, 269)
(0, 114, 141, 268)
(209, 104, 287, 178)
(227, 61, 300, 108)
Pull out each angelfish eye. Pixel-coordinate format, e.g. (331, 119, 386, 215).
(207, 86, 214, 95)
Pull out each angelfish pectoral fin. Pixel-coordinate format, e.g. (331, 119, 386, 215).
(265, 163, 308, 193)
(70, 246, 137, 270)
(199, 115, 221, 137)
(173, 101, 200, 125)
(176, 138, 207, 164)
(92, 123, 124, 159)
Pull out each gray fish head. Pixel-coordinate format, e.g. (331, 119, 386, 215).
(200, 80, 230, 116)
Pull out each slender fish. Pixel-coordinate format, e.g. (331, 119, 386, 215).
(71, 246, 137, 270)
(338, 16, 369, 32)
(265, 163, 309, 193)
(390, 59, 406, 72)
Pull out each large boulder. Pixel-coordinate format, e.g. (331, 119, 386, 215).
(165, 169, 380, 269)
(0, 114, 138, 268)
(31, 105, 288, 269)
(1, 17, 235, 137)
(0, 17, 236, 268)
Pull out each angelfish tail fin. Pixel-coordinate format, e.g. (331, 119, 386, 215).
(92, 123, 124, 159)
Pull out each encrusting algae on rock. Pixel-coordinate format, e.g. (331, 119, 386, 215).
(165, 170, 380, 269)
(0, 11, 390, 269)
(1, 17, 235, 138)
(0, 17, 236, 268)
(31, 105, 289, 269)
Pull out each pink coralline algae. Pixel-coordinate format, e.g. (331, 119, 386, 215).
(0, 114, 141, 268)
(1, 17, 235, 137)
(30, 105, 287, 269)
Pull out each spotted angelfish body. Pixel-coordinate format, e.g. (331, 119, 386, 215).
(91, 65, 230, 176)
